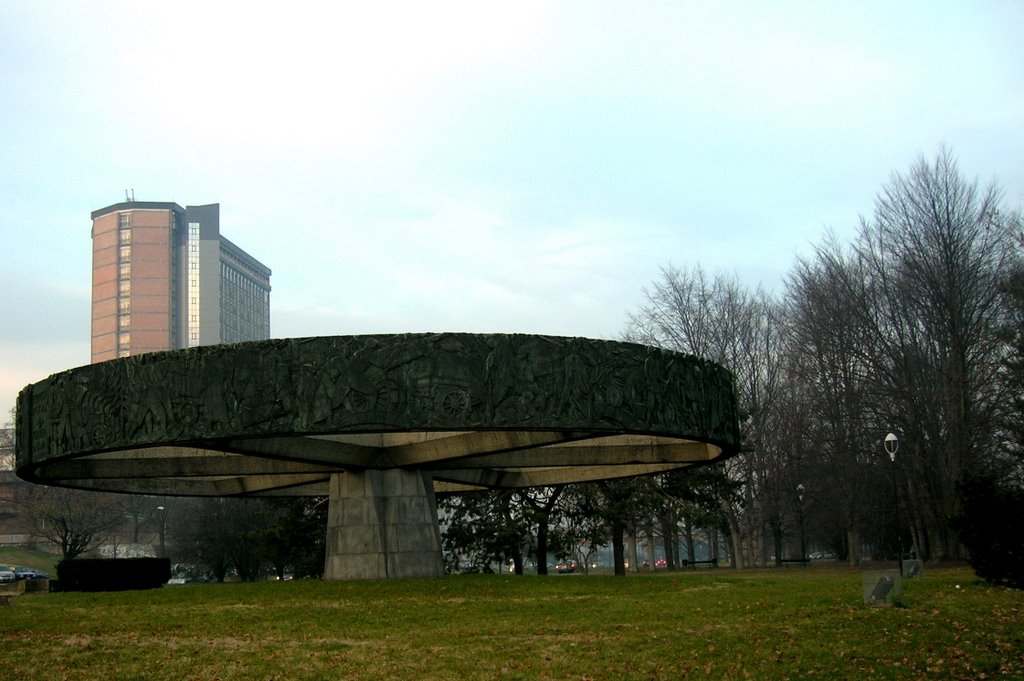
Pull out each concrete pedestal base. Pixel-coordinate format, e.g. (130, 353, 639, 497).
(324, 470, 445, 580)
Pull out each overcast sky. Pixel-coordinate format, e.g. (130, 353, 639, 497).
(2, 1, 1022, 422)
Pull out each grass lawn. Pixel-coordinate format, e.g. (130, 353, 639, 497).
(0, 547, 59, 576)
(1, 565, 1021, 680)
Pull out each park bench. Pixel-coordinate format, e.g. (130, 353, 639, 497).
(779, 558, 811, 567)
(681, 559, 717, 569)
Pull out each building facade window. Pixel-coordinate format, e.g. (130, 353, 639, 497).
(186, 221, 202, 347)
(118, 223, 132, 244)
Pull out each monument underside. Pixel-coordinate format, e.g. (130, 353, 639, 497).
(16, 333, 740, 579)
(30, 432, 724, 496)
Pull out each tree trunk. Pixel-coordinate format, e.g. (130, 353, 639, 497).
(771, 518, 783, 567)
(722, 501, 744, 569)
(846, 527, 860, 566)
(660, 513, 677, 570)
(728, 524, 743, 569)
(613, 520, 627, 576)
(645, 528, 656, 571)
(536, 516, 549, 576)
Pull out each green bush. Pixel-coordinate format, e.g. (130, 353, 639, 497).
(955, 473, 1024, 589)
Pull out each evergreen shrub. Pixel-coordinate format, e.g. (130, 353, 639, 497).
(955, 473, 1024, 589)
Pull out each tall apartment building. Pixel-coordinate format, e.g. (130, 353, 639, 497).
(91, 201, 271, 363)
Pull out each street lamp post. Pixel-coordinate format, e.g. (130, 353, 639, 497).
(156, 506, 166, 559)
(884, 433, 902, 576)
(796, 483, 806, 562)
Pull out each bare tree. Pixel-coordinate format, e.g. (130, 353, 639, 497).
(785, 239, 879, 564)
(178, 497, 280, 582)
(978, 211, 1024, 485)
(845, 149, 1014, 559)
(1, 406, 15, 470)
(0, 427, 13, 471)
(17, 486, 125, 559)
(626, 264, 786, 567)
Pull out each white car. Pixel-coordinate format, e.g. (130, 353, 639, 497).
(0, 566, 15, 583)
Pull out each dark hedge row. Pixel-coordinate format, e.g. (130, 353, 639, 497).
(55, 558, 171, 592)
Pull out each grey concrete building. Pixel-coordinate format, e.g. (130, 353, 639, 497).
(91, 201, 271, 362)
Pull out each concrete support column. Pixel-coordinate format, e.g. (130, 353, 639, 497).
(324, 470, 445, 580)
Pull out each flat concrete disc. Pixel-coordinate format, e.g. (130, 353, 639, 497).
(16, 333, 740, 496)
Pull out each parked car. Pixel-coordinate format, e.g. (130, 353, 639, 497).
(0, 566, 15, 583)
(13, 566, 46, 580)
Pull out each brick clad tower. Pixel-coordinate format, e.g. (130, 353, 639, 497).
(90, 200, 270, 364)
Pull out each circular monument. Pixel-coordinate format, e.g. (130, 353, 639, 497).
(16, 333, 739, 579)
